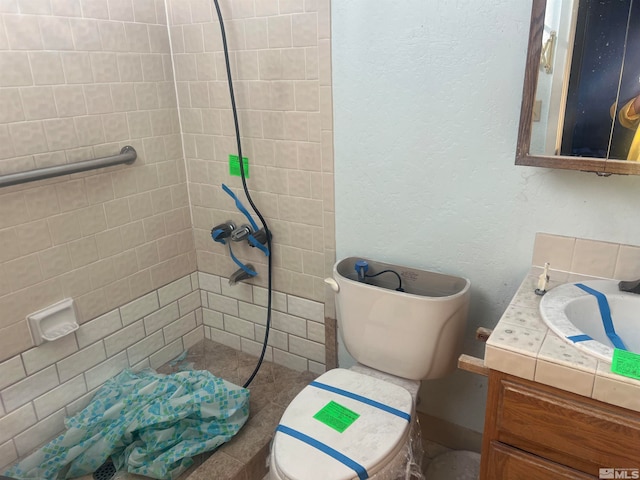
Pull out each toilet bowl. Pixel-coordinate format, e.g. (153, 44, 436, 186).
(269, 258, 470, 480)
(270, 366, 421, 480)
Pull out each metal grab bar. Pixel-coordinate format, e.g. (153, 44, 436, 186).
(0, 146, 137, 188)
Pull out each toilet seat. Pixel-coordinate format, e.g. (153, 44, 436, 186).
(272, 368, 413, 480)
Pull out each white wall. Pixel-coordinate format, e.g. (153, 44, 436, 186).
(332, 0, 640, 434)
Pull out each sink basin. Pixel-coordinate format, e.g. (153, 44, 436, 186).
(539, 279, 640, 362)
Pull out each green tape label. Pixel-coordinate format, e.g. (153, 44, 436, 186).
(229, 154, 249, 177)
(313, 401, 360, 433)
(611, 348, 640, 381)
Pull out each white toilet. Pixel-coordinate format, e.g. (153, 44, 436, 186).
(269, 258, 471, 480)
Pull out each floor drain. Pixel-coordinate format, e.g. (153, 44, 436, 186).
(93, 461, 116, 480)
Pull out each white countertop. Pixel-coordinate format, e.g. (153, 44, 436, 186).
(484, 268, 640, 413)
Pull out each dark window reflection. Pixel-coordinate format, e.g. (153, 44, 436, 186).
(561, 0, 640, 160)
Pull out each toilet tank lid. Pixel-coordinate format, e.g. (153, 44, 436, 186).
(273, 368, 412, 480)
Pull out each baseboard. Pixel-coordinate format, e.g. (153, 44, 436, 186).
(417, 412, 483, 453)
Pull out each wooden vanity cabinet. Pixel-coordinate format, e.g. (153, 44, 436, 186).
(480, 370, 640, 480)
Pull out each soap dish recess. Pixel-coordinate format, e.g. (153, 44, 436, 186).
(28, 298, 79, 346)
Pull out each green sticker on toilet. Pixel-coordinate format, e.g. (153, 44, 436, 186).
(313, 401, 360, 433)
(611, 348, 640, 381)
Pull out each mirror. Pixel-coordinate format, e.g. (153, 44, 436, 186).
(516, 0, 640, 175)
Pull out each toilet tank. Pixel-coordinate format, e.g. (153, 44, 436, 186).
(331, 257, 471, 381)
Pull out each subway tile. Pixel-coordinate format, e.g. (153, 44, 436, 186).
(287, 293, 324, 322)
(238, 302, 268, 326)
(76, 309, 123, 349)
(21, 334, 78, 376)
(14, 408, 66, 457)
(255, 325, 288, 351)
(84, 351, 129, 390)
(306, 320, 324, 343)
(308, 361, 325, 375)
(0, 356, 26, 390)
(104, 320, 145, 357)
(273, 348, 307, 372)
(1, 365, 59, 412)
(209, 328, 241, 350)
(158, 275, 192, 306)
(65, 388, 98, 417)
(272, 311, 306, 337)
(220, 280, 252, 302)
(144, 302, 180, 334)
(223, 315, 255, 340)
(202, 308, 223, 329)
(207, 292, 239, 316)
(57, 342, 106, 382)
(33, 375, 86, 420)
(126, 330, 163, 365)
(149, 338, 182, 369)
(182, 325, 204, 350)
(163, 312, 196, 344)
(178, 290, 201, 315)
(0, 403, 37, 445)
(0, 440, 18, 472)
(240, 337, 273, 362)
(289, 335, 324, 363)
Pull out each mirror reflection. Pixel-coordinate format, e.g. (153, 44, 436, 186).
(531, 0, 640, 162)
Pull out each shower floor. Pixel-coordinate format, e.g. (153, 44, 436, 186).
(75, 339, 316, 480)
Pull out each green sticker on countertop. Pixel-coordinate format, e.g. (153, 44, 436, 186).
(313, 401, 360, 433)
(611, 348, 640, 381)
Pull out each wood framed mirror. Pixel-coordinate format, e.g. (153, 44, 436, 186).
(516, 0, 640, 175)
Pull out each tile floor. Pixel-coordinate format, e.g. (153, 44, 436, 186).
(65, 339, 468, 480)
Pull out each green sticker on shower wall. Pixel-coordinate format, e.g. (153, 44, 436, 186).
(229, 154, 249, 178)
(611, 348, 640, 381)
(313, 401, 360, 433)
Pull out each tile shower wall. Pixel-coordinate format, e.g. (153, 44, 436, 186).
(0, 273, 203, 471)
(0, 0, 195, 362)
(0, 0, 336, 468)
(198, 271, 327, 374)
(165, 0, 336, 303)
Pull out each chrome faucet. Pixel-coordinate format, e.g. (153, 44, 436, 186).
(619, 279, 640, 294)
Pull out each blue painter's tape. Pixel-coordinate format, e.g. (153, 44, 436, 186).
(574, 283, 627, 350)
(228, 243, 257, 277)
(310, 381, 411, 422)
(275, 424, 369, 480)
(567, 334, 593, 343)
(221, 183, 259, 232)
(211, 229, 227, 244)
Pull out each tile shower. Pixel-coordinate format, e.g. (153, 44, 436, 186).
(0, 0, 335, 472)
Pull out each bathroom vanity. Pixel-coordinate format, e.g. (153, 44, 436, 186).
(480, 370, 640, 479)
(481, 249, 640, 479)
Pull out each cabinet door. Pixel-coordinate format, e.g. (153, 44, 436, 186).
(485, 441, 596, 480)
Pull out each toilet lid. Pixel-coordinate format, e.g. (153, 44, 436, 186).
(272, 368, 413, 480)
